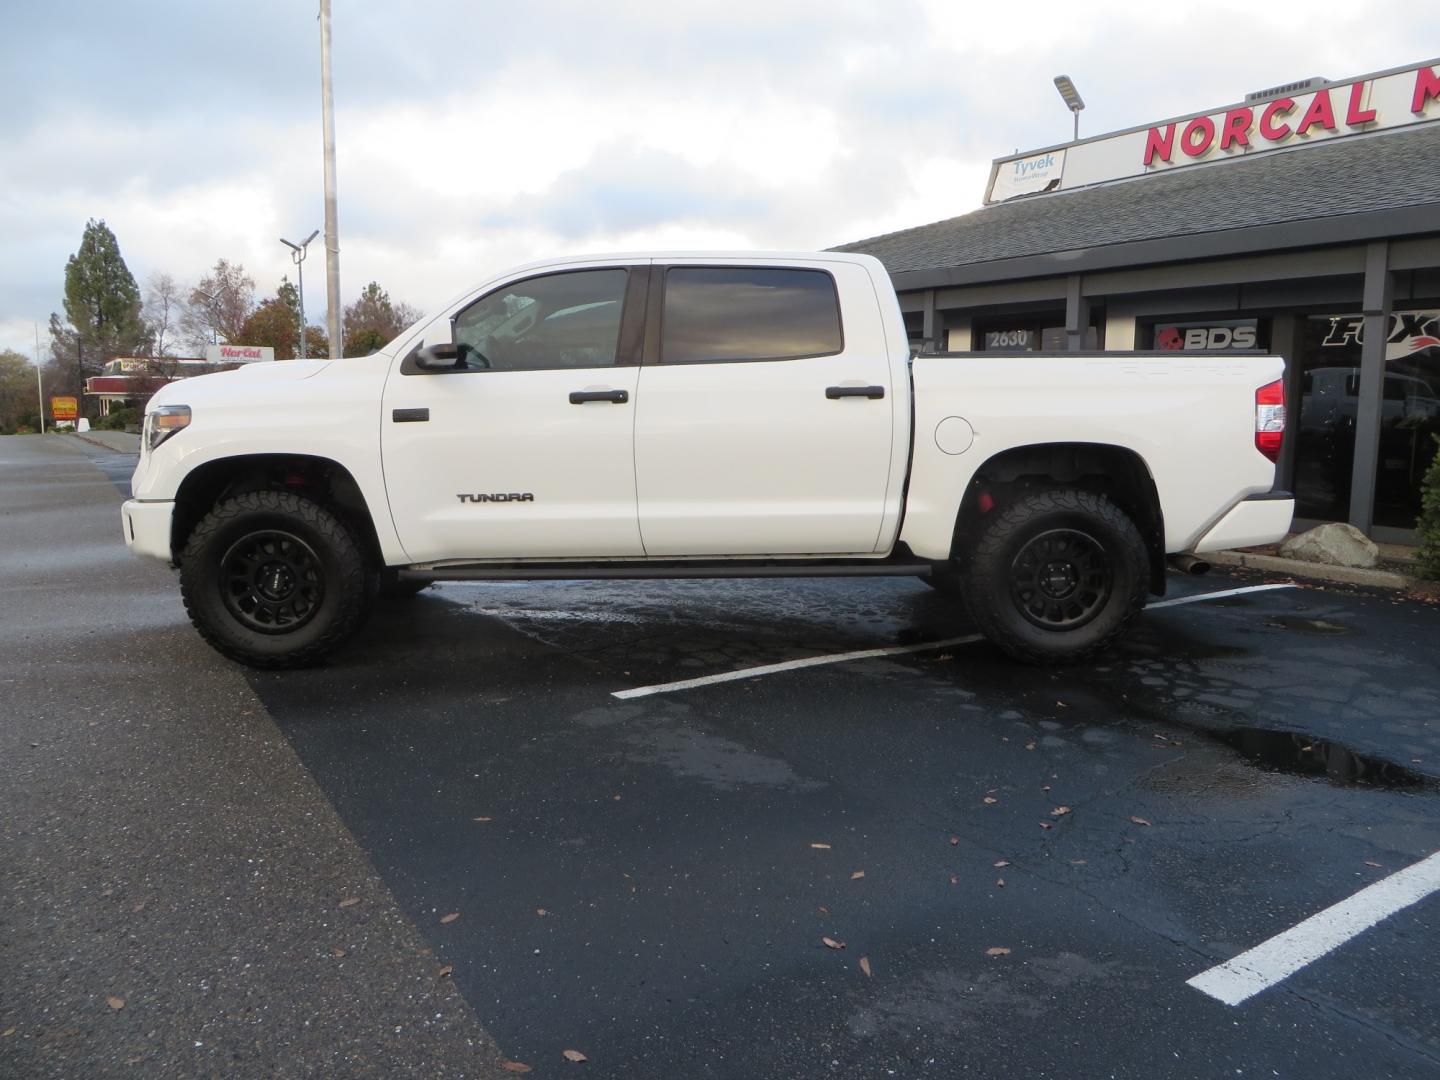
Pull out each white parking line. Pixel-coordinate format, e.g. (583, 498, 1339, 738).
(611, 635, 984, 699)
(611, 582, 1295, 700)
(1148, 582, 1296, 610)
(1188, 850, 1440, 1006)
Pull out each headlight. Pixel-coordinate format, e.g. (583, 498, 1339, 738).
(145, 405, 191, 452)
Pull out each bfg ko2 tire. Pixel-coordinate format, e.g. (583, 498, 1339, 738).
(961, 488, 1148, 664)
(180, 491, 371, 669)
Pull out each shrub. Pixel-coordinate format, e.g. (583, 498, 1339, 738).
(96, 406, 140, 431)
(1418, 435, 1440, 581)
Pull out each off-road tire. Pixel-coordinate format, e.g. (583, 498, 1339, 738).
(180, 491, 371, 669)
(960, 488, 1148, 665)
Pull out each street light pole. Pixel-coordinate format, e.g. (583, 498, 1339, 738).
(280, 229, 320, 360)
(33, 322, 45, 434)
(319, 0, 342, 359)
(1053, 75, 1086, 142)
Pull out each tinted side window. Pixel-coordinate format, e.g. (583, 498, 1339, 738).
(452, 269, 627, 372)
(661, 267, 843, 364)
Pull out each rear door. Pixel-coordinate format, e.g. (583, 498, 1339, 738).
(633, 260, 896, 556)
(381, 265, 647, 564)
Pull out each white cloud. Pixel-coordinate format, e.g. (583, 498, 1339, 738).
(0, 0, 1428, 355)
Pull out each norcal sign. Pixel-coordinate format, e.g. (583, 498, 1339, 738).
(985, 59, 1440, 203)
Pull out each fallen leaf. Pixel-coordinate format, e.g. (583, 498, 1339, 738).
(1038, 822, 1053, 830)
(1050, 806, 1072, 817)
(949, 836, 960, 846)
(125, 1055, 144, 1065)
(2, 1027, 15, 1037)
(1025, 742, 1036, 751)
(985, 947, 1011, 956)
(821, 936, 846, 950)
(101, 888, 113, 897)
(1129, 816, 1152, 827)
(859, 955, 872, 977)
(339, 897, 361, 908)
(994, 860, 1010, 868)
(472, 816, 492, 823)
(562, 1049, 588, 1062)
(438, 965, 453, 977)
(1042, 785, 1052, 792)
(536, 908, 549, 917)
(612, 795, 621, 801)
(131, 901, 146, 913)
(949, 874, 958, 886)
(1070, 859, 1088, 865)
(331, 947, 346, 958)
(934, 653, 953, 662)
(106, 996, 125, 1010)
(1056, 701, 1068, 707)
(850, 871, 865, 880)
(810, 842, 832, 850)
(996, 878, 1005, 887)
(982, 796, 998, 805)
(440, 912, 460, 924)
(818, 905, 830, 914)
(502, 1062, 533, 1074)
(1364, 860, 1383, 868)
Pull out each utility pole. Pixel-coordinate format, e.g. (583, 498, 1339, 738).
(280, 230, 320, 360)
(319, 0, 342, 359)
(33, 323, 45, 434)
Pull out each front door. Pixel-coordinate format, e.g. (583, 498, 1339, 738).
(633, 262, 896, 556)
(381, 266, 646, 564)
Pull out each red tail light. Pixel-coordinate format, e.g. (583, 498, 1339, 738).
(1255, 379, 1285, 462)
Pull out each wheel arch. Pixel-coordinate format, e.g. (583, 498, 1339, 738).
(171, 454, 384, 567)
(950, 442, 1167, 595)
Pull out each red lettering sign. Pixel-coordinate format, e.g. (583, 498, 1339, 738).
(1345, 82, 1376, 125)
(1143, 123, 1175, 166)
(1295, 89, 1336, 136)
(1414, 66, 1440, 114)
(1258, 98, 1295, 141)
(1218, 107, 1253, 151)
(1180, 116, 1215, 157)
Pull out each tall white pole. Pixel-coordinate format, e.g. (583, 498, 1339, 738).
(319, 0, 342, 359)
(33, 323, 45, 435)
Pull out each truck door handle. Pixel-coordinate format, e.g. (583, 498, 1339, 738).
(825, 385, 885, 400)
(569, 389, 630, 405)
(392, 408, 430, 422)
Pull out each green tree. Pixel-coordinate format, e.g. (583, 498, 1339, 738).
(343, 281, 422, 356)
(0, 349, 41, 433)
(47, 219, 149, 396)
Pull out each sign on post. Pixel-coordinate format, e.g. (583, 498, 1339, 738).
(51, 396, 79, 422)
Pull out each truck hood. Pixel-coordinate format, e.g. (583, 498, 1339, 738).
(147, 359, 333, 409)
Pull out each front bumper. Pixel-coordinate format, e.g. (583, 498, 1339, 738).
(122, 499, 175, 564)
(1191, 491, 1295, 553)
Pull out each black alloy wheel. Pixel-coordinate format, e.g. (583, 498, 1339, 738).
(219, 529, 326, 634)
(1008, 528, 1112, 630)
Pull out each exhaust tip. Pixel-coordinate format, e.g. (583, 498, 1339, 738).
(1169, 554, 1211, 576)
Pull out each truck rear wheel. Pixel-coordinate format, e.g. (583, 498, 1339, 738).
(180, 491, 371, 669)
(961, 488, 1148, 664)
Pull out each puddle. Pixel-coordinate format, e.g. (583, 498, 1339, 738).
(1262, 615, 1353, 635)
(1217, 727, 1434, 790)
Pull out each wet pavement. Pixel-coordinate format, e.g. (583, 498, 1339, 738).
(3, 433, 1439, 1078)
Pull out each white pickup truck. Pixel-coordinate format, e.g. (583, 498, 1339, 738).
(123, 252, 1293, 669)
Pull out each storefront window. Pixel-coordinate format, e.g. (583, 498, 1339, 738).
(1294, 311, 1440, 530)
(1371, 312, 1440, 530)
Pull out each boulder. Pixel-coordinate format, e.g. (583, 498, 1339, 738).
(1278, 523, 1378, 569)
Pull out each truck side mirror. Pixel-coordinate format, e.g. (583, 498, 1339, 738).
(413, 342, 461, 370)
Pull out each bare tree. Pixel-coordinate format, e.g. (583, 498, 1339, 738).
(179, 259, 256, 353)
(144, 272, 185, 357)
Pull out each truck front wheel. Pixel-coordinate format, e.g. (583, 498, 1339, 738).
(179, 491, 372, 669)
(961, 488, 1148, 664)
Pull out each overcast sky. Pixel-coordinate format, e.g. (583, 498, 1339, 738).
(0, 0, 1426, 357)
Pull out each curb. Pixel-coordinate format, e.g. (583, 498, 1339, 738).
(1208, 549, 1439, 596)
(73, 432, 141, 455)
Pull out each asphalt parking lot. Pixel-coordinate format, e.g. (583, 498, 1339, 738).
(3, 434, 1439, 1079)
